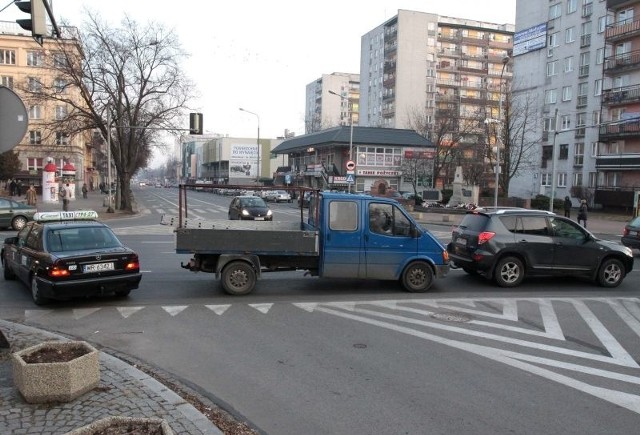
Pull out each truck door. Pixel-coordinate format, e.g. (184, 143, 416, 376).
(320, 199, 366, 278)
(365, 202, 418, 280)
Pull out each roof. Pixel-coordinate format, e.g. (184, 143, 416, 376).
(271, 126, 434, 154)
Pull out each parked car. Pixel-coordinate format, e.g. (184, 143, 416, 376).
(0, 197, 37, 231)
(1, 210, 142, 305)
(228, 196, 273, 221)
(622, 216, 640, 250)
(447, 208, 634, 288)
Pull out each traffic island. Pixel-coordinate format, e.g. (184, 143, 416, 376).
(12, 340, 100, 403)
(65, 416, 174, 435)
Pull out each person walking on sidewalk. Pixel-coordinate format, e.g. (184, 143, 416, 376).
(59, 183, 70, 211)
(26, 185, 37, 207)
(563, 196, 572, 218)
(82, 183, 88, 199)
(577, 199, 588, 228)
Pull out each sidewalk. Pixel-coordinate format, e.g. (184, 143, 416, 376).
(1, 191, 234, 434)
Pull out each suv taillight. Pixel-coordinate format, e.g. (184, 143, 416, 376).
(478, 231, 496, 245)
(623, 227, 629, 236)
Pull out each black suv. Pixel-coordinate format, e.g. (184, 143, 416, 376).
(447, 208, 634, 288)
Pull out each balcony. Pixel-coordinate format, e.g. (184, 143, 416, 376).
(602, 84, 640, 106)
(604, 50, 640, 74)
(599, 119, 640, 141)
(595, 153, 640, 170)
(605, 17, 640, 42)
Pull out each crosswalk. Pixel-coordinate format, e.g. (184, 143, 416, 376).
(18, 296, 640, 414)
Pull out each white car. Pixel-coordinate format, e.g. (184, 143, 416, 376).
(267, 190, 292, 203)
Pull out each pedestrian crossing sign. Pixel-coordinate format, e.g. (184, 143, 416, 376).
(346, 174, 355, 184)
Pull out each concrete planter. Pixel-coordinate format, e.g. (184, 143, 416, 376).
(12, 340, 100, 404)
(65, 416, 174, 434)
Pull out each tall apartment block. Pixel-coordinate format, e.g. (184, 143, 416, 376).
(598, 0, 640, 209)
(509, 0, 640, 210)
(304, 72, 360, 134)
(359, 10, 513, 188)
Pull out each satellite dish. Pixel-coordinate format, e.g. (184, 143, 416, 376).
(0, 86, 29, 153)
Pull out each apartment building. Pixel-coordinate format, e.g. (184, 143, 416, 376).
(0, 22, 97, 193)
(597, 0, 640, 209)
(509, 1, 610, 208)
(304, 72, 360, 134)
(359, 10, 513, 189)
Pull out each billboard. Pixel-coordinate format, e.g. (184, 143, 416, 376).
(230, 144, 258, 177)
(513, 22, 547, 56)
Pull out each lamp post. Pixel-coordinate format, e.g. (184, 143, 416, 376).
(239, 108, 260, 184)
(328, 90, 354, 193)
(106, 107, 114, 213)
(494, 55, 510, 209)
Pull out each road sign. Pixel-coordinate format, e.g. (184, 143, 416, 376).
(346, 174, 355, 184)
(346, 160, 356, 171)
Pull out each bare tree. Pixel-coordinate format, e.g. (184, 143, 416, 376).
(22, 13, 196, 211)
(400, 150, 434, 202)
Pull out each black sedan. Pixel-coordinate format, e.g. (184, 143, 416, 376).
(1, 211, 142, 305)
(0, 197, 37, 230)
(228, 196, 273, 221)
(622, 216, 640, 250)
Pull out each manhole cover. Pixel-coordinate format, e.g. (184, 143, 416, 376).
(430, 312, 472, 323)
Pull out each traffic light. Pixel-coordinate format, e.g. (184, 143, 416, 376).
(15, 0, 47, 38)
(189, 113, 203, 135)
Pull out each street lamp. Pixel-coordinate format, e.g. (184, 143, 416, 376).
(328, 90, 354, 193)
(239, 108, 260, 184)
(494, 55, 510, 208)
(106, 107, 114, 213)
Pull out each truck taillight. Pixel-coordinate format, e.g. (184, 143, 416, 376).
(478, 231, 496, 245)
(48, 261, 70, 277)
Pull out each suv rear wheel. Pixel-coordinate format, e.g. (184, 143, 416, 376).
(494, 256, 524, 287)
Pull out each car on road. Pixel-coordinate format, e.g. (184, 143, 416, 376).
(622, 216, 640, 250)
(1, 210, 142, 305)
(447, 208, 634, 288)
(265, 190, 292, 203)
(0, 197, 37, 231)
(228, 196, 273, 221)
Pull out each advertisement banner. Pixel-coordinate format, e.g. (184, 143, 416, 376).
(230, 144, 258, 178)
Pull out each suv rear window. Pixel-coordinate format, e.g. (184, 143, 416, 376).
(459, 214, 489, 232)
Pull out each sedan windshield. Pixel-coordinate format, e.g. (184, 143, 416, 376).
(46, 227, 122, 252)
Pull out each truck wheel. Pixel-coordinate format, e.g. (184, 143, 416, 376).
(221, 261, 256, 295)
(597, 258, 625, 288)
(494, 256, 524, 287)
(401, 261, 433, 293)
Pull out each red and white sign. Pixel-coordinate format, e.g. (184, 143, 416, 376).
(346, 160, 356, 171)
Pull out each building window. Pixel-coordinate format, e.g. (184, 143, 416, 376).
(53, 52, 67, 68)
(1, 75, 14, 89)
(549, 3, 562, 19)
(55, 105, 68, 120)
(54, 78, 67, 93)
(27, 158, 44, 171)
(557, 172, 567, 187)
(29, 105, 42, 119)
(26, 51, 44, 66)
(565, 27, 575, 43)
(564, 56, 574, 73)
(591, 142, 599, 156)
(562, 86, 573, 101)
(27, 77, 42, 93)
(598, 16, 607, 33)
(29, 130, 42, 145)
(357, 146, 402, 167)
(561, 114, 571, 129)
(588, 172, 597, 188)
(596, 48, 604, 65)
(545, 89, 557, 105)
(543, 117, 556, 132)
(573, 172, 583, 186)
(541, 173, 552, 187)
(567, 0, 577, 14)
(0, 49, 16, 65)
(594, 79, 602, 96)
(579, 52, 590, 77)
(559, 144, 569, 160)
(55, 132, 69, 145)
(592, 111, 600, 126)
(548, 32, 559, 47)
(580, 21, 592, 47)
(547, 60, 559, 77)
(574, 142, 584, 166)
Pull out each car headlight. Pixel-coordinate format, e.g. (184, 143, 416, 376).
(267, 210, 273, 216)
(241, 209, 250, 216)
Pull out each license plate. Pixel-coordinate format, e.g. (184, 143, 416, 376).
(629, 230, 637, 236)
(84, 262, 114, 273)
(457, 238, 467, 246)
(255, 217, 265, 221)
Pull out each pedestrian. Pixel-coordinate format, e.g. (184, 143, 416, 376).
(9, 179, 17, 196)
(26, 185, 37, 207)
(563, 196, 572, 218)
(577, 199, 588, 228)
(59, 183, 70, 211)
(82, 183, 88, 199)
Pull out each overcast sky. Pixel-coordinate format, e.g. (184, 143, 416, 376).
(5, 1, 516, 142)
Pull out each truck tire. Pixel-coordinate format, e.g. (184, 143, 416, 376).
(401, 261, 433, 293)
(221, 261, 256, 295)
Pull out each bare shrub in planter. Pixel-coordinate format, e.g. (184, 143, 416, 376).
(65, 416, 174, 434)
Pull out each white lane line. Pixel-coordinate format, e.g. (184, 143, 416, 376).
(313, 306, 640, 415)
(572, 300, 639, 367)
(607, 299, 640, 340)
(538, 299, 565, 340)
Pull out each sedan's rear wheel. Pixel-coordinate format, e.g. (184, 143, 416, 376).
(597, 258, 625, 288)
(494, 256, 524, 287)
(31, 275, 47, 305)
(11, 215, 28, 231)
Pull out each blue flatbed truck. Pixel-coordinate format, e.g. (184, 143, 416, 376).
(173, 189, 449, 295)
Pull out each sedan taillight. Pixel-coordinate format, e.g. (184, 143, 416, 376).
(48, 261, 70, 277)
(478, 231, 496, 245)
(125, 255, 140, 271)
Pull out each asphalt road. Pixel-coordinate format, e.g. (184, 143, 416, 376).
(1, 187, 639, 434)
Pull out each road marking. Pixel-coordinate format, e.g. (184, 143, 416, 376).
(73, 308, 101, 320)
(249, 303, 273, 314)
(117, 306, 145, 318)
(162, 305, 189, 316)
(205, 304, 231, 315)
